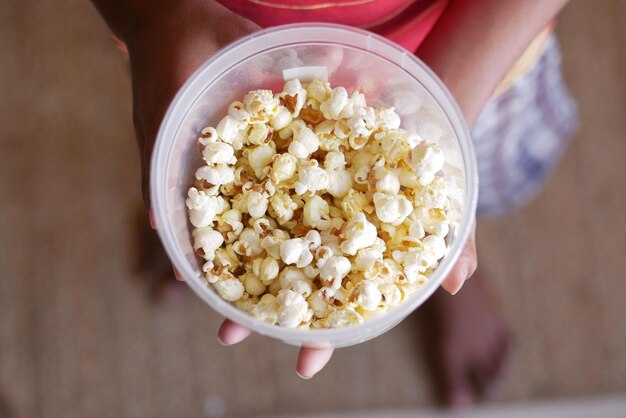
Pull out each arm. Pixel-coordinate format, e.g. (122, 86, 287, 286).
(417, 0, 568, 294)
(418, 0, 569, 125)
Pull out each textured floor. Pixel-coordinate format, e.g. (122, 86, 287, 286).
(1, 1, 625, 417)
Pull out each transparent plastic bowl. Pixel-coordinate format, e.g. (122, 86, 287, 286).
(151, 23, 478, 348)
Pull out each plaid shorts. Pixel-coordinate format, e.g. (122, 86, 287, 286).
(472, 35, 578, 217)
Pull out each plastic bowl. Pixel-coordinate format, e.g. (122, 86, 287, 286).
(151, 23, 478, 348)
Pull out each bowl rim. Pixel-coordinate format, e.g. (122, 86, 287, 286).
(151, 23, 478, 347)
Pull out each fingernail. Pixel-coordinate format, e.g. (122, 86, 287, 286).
(149, 209, 157, 230)
(217, 336, 229, 346)
(450, 270, 467, 295)
(296, 370, 312, 380)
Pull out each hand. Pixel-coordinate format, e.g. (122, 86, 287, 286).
(441, 221, 477, 295)
(127, 2, 334, 379)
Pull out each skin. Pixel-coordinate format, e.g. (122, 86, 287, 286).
(94, 0, 568, 379)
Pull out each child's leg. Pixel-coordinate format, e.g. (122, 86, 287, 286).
(425, 34, 578, 407)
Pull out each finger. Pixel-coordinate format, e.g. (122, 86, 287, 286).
(441, 222, 477, 295)
(149, 207, 157, 230)
(172, 267, 185, 282)
(217, 319, 252, 346)
(296, 347, 334, 379)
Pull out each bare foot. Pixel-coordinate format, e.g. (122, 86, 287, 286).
(134, 207, 189, 303)
(423, 272, 510, 408)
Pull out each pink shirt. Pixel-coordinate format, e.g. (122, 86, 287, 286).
(216, 0, 449, 52)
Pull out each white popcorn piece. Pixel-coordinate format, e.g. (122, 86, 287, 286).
(340, 212, 378, 255)
(288, 126, 319, 160)
(407, 141, 445, 185)
(279, 78, 308, 117)
(413, 176, 448, 209)
(246, 144, 276, 179)
(347, 106, 376, 149)
(199, 127, 219, 147)
(308, 290, 334, 319)
(306, 79, 331, 103)
(276, 289, 309, 328)
(379, 131, 411, 164)
(233, 190, 268, 219)
(261, 229, 290, 259)
(242, 272, 267, 296)
(355, 279, 382, 311)
(373, 192, 413, 226)
(227, 100, 251, 124)
(421, 234, 447, 260)
(253, 294, 280, 324)
(233, 227, 263, 257)
(319, 256, 351, 290)
(247, 123, 271, 146)
(270, 153, 298, 184)
(202, 141, 237, 166)
(215, 209, 244, 242)
(294, 161, 330, 195)
(185, 187, 229, 228)
(325, 308, 364, 328)
(192, 227, 224, 261)
(379, 283, 402, 307)
(216, 115, 243, 144)
(252, 256, 280, 285)
(195, 165, 235, 193)
(320, 86, 354, 120)
(280, 230, 321, 268)
(278, 266, 313, 297)
(324, 151, 353, 198)
(340, 189, 373, 220)
(212, 273, 245, 302)
(270, 106, 293, 130)
(243, 89, 279, 120)
(373, 167, 401, 194)
(412, 206, 450, 237)
(315, 120, 343, 151)
(303, 195, 331, 230)
(375, 107, 401, 131)
(213, 245, 241, 270)
(269, 190, 298, 224)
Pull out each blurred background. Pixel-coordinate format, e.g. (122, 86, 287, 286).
(1, 1, 625, 417)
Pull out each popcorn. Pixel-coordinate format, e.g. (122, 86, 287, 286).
(227, 100, 251, 124)
(233, 227, 263, 257)
(379, 283, 402, 307)
(354, 279, 382, 311)
(269, 190, 298, 224)
(187, 78, 453, 330)
(195, 165, 235, 193)
(413, 176, 448, 209)
(192, 227, 224, 260)
(246, 144, 276, 179)
(233, 190, 268, 219)
(212, 273, 245, 302)
(215, 208, 244, 242)
(319, 256, 351, 289)
(276, 289, 309, 328)
(280, 230, 321, 268)
(407, 141, 445, 185)
(202, 141, 237, 166)
(278, 266, 313, 297)
(324, 308, 364, 328)
(216, 115, 243, 144)
(279, 78, 308, 117)
(340, 212, 378, 255)
(253, 294, 279, 324)
(243, 272, 267, 296)
(252, 256, 280, 285)
(270, 106, 293, 130)
(303, 195, 331, 230)
(373, 192, 413, 226)
(186, 187, 229, 228)
(243, 89, 279, 120)
(288, 126, 319, 159)
(294, 160, 330, 195)
(270, 153, 298, 184)
(320, 86, 354, 120)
